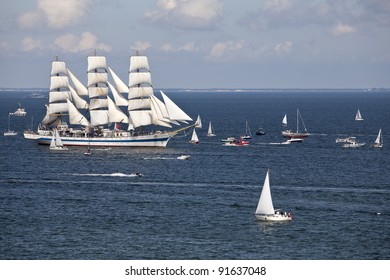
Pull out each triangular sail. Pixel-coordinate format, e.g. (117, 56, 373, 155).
(160, 90, 193, 123)
(375, 129, 382, 145)
(255, 170, 275, 215)
(207, 121, 216, 136)
(282, 114, 287, 126)
(67, 99, 90, 127)
(355, 109, 363, 121)
(191, 128, 199, 142)
(67, 68, 88, 96)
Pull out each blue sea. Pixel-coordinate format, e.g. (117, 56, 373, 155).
(0, 89, 389, 260)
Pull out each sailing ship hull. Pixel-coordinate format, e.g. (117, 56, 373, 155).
(24, 132, 171, 147)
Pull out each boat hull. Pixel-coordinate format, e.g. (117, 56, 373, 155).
(24, 132, 171, 147)
(255, 214, 292, 222)
(281, 131, 309, 138)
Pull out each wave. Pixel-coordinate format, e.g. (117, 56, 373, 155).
(142, 157, 176, 160)
(72, 172, 143, 177)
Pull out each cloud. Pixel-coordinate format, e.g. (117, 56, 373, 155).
(21, 37, 42, 51)
(18, 0, 90, 29)
(209, 40, 244, 58)
(274, 41, 293, 54)
(54, 32, 111, 53)
(331, 22, 356, 36)
(144, 0, 223, 30)
(130, 41, 151, 52)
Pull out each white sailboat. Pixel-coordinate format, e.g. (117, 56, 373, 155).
(189, 128, 199, 144)
(255, 169, 292, 222)
(50, 130, 68, 150)
(282, 114, 287, 126)
(355, 109, 363, 121)
(372, 129, 383, 148)
(206, 121, 216, 137)
(4, 113, 18, 136)
(241, 120, 252, 140)
(281, 109, 309, 139)
(23, 52, 198, 147)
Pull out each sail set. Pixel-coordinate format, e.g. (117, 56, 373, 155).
(24, 53, 199, 147)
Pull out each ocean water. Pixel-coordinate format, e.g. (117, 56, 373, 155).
(0, 89, 389, 260)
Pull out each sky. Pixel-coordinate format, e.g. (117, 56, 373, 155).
(0, 0, 389, 89)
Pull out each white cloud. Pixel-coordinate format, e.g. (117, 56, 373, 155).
(274, 41, 293, 54)
(331, 22, 356, 36)
(54, 32, 111, 53)
(161, 43, 174, 52)
(209, 40, 244, 58)
(21, 37, 42, 51)
(144, 0, 223, 30)
(18, 0, 90, 29)
(130, 41, 151, 52)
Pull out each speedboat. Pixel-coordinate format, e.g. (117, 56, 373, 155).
(177, 155, 190, 160)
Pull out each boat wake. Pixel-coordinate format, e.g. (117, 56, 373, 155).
(143, 157, 177, 160)
(72, 172, 143, 177)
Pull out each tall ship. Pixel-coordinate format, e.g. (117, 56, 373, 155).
(24, 52, 199, 147)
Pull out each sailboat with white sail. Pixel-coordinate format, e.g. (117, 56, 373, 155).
(4, 113, 18, 136)
(50, 130, 68, 150)
(282, 114, 287, 126)
(189, 128, 199, 144)
(281, 109, 309, 139)
(206, 121, 216, 137)
(355, 109, 363, 121)
(241, 120, 252, 140)
(255, 169, 292, 222)
(372, 128, 383, 148)
(24, 52, 199, 147)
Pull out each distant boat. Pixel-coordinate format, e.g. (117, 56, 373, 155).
(355, 109, 363, 121)
(50, 130, 68, 150)
(221, 137, 236, 142)
(281, 109, 309, 139)
(189, 128, 199, 144)
(255, 127, 266, 135)
(177, 155, 190, 160)
(372, 129, 383, 148)
(255, 169, 292, 222)
(282, 114, 287, 126)
(206, 121, 216, 137)
(10, 103, 27, 117)
(223, 137, 250, 146)
(241, 120, 252, 140)
(84, 147, 92, 155)
(341, 137, 365, 148)
(4, 113, 18, 136)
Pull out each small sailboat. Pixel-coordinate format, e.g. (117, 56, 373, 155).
(50, 130, 68, 150)
(355, 109, 363, 121)
(241, 120, 252, 140)
(206, 121, 216, 137)
(84, 147, 92, 155)
(282, 114, 287, 126)
(189, 128, 199, 144)
(372, 129, 383, 148)
(4, 113, 18, 136)
(281, 109, 309, 139)
(255, 169, 292, 222)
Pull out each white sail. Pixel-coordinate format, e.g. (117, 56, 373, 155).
(375, 129, 382, 144)
(51, 61, 67, 76)
(191, 128, 199, 142)
(49, 90, 70, 103)
(87, 56, 107, 72)
(67, 99, 90, 127)
(129, 110, 153, 127)
(128, 72, 152, 88)
(90, 110, 109, 126)
(128, 87, 153, 99)
(55, 130, 64, 147)
(150, 95, 172, 128)
(355, 109, 363, 121)
(69, 86, 89, 109)
(88, 87, 109, 98)
(50, 76, 69, 91)
(129, 56, 150, 72)
(282, 114, 287, 126)
(255, 170, 275, 215)
(107, 96, 129, 123)
(67, 68, 88, 96)
(41, 104, 61, 125)
(48, 103, 69, 115)
(90, 98, 108, 110)
(128, 99, 151, 110)
(108, 67, 128, 94)
(207, 121, 216, 136)
(87, 72, 108, 87)
(160, 90, 193, 122)
(108, 82, 128, 106)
